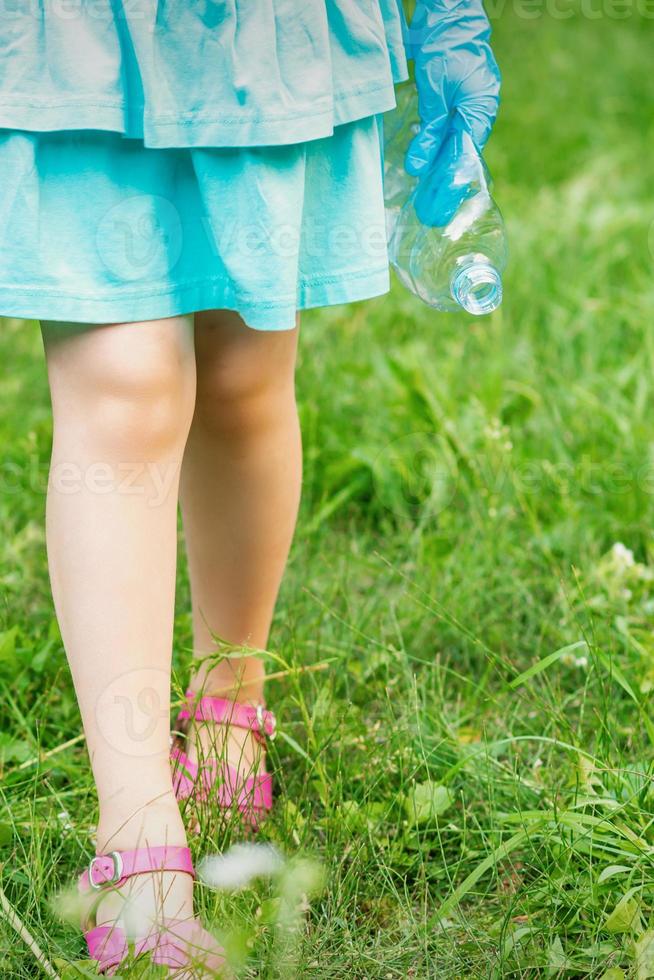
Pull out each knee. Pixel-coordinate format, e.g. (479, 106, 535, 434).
(194, 339, 297, 438)
(76, 342, 195, 459)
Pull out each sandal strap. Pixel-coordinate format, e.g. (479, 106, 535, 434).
(79, 845, 194, 893)
(178, 691, 277, 743)
(85, 917, 226, 973)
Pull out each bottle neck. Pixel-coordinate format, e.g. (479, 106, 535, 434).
(450, 257, 502, 316)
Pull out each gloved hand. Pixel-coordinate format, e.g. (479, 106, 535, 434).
(404, 0, 500, 227)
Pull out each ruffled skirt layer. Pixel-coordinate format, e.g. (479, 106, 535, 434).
(0, 0, 407, 147)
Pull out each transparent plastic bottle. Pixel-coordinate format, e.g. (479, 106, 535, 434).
(384, 90, 508, 317)
(383, 84, 420, 243)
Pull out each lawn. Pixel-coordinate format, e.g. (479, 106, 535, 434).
(2, 5, 654, 978)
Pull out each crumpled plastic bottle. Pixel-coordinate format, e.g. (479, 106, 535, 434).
(383, 85, 420, 242)
(384, 88, 508, 317)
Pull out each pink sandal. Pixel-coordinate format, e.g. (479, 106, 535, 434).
(171, 692, 276, 831)
(78, 845, 226, 975)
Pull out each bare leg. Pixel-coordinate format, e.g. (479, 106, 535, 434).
(41, 315, 196, 927)
(179, 310, 301, 782)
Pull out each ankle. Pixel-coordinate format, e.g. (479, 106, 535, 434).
(97, 796, 187, 854)
(190, 662, 266, 705)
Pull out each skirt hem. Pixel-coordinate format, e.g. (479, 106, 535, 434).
(0, 267, 391, 332)
(0, 79, 405, 148)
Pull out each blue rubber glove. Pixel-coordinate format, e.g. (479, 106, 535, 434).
(405, 0, 500, 227)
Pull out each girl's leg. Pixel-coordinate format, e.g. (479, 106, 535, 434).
(41, 315, 196, 925)
(179, 310, 301, 777)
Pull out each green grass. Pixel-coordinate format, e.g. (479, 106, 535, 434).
(2, 6, 654, 978)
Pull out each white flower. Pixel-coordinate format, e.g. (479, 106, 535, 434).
(611, 542, 635, 570)
(198, 843, 284, 891)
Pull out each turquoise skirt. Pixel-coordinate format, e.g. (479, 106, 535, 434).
(0, 114, 390, 331)
(0, 1, 408, 330)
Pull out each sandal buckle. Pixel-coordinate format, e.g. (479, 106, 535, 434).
(256, 703, 277, 741)
(88, 851, 124, 890)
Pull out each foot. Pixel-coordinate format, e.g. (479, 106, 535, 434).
(94, 798, 193, 928)
(172, 690, 275, 832)
(190, 705, 267, 779)
(87, 799, 222, 977)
